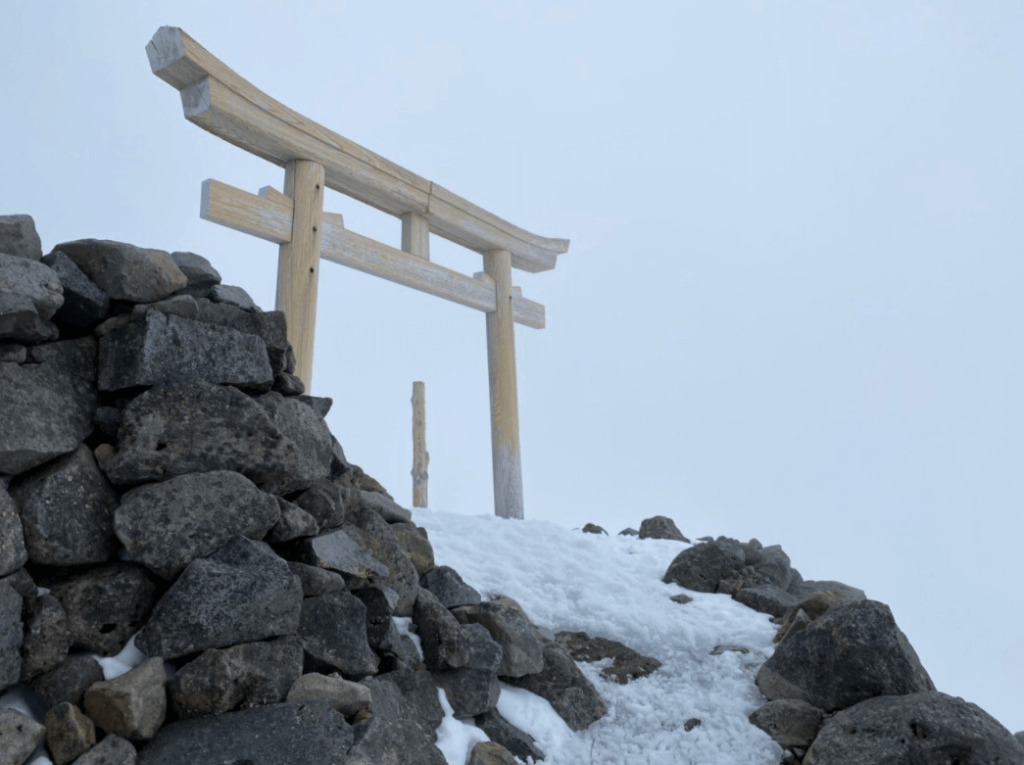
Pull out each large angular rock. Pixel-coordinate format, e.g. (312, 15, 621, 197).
(0, 215, 42, 260)
(169, 251, 220, 291)
(0, 708, 46, 765)
(0, 337, 96, 475)
(44, 702, 96, 765)
(804, 691, 1023, 764)
(507, 634, 606, 731)
(421, 565, 481, 609)
(298, 591, 379, 678)
(69, 734, 137, 765)
(474, 709, 545, 763)
(345, 507, 420, 616)
(29, 655, 106, 711)
(359, 491, 412, 523)
(734, 583, 799, 618)
(286, 672, 371, 716)
(638, 515, 689, 542)
(41, 250, 110, 328)
(11, 445, 118, 566)
(414, 590, 502, 674)
(662, 541, 744, 593)
(136, 537, 301, 660)
(20, 593, 71, 680)
(104, 381, 329, 492)
(136, 702, 353, 765)
(49, 565, 157, 656)
(53, 241, 187, 303)
(756, 600, 935, 712)
(0, 253, 63, 342)
(749, 544, 794, 589)
(348, 670, 446, 765)
(0, 582, 24, 693)
(168, 636, 303, 719)
(436, 667, 500, 718)
(391, 522, 435, 575)
(749, 698, 824, 750)
(455, 597, 543, 678)
(0, 486, 28, 576)
(114, 471, 280, 579)
(298, 529, 390, 581)
(98, 311, 273, 391)
(190, 299, 292, 375)
(83, 658, 166, 741)
(255, 392, 333, 494)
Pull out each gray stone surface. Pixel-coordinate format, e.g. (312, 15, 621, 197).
(83, 658, 166, 741)
(0, 707, 46, 765)
(209, 283, 257, 311)
(391, 522, 434, 576)
(20, 593, 71, 681)
(421, 565, 481, 609)
(0, 581, 25, 693)
(44, 702, 96, 765)
(506, 634, 607, 731)
(256, 392, 333, 494)
(756, 600, 935, 712)
(352, 586, 398, 651)
(136, 537, 301, 660)
(0, 253, 63, 317)
(804, 691, 1023, 764)
(750, 544, 794, 589)
(54, 241, 187, 303)
(474, 709, 545, 763)
(455, 597, 544, 678)
(0, 337, 96, 475)
(662, 541, 744, 593)
(267, 498, 320, 543)
(136, 702, 353, 765)
(168, 636, 303, 719)
(299, 591, 379, 678)
(0, 486, 28, 576)
(344, 508, 420, 617)
(467, 742, 519, 765)
(0, 215, 42, 260)
(291, 480, 345, 531)
(361, 668, 445, 731)
(98, 312, 273, 391)
(12, 445, 118, 566)
(638, 515, 690, 542)
(435, 666, 500, 718)
(414, 589, 502, 674)
(29, 655, 105, 711)
(555, 630, 661, 685)
(734, 583, 799, 617)
(359, 490, 412, 523)
(169, 251, 220, 290)
(787, 579, 866, 602)
(70, 734, 137, 765)
(749, 698, 825, 749)
(287, 561, 347, 597)
(41, 250, 110, 328)
(286, 672, 372, 716)
(114, 471, 280, 579)
(347, 716, 447, 765)
(190, 300, 291, 375)
(299, 528, 390, 581)
(0, 293, 57, 343)
(49, 565, 157, 656)
(104, 381, 329, 492)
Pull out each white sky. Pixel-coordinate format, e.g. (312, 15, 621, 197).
(2, 1, 1021, 731)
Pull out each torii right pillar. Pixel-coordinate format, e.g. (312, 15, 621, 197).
(484, 248, 524, 519)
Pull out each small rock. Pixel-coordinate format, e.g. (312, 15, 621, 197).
(299, 592, 380, 678)
(670, 593, 693, 605)
(287, 562, 347, 597)
(54, 240, 187, 303)
(467, 741, 518, 765)
(298, 528, 389, 581)
(556, 630, 661, 684)
(44, 702, 96, 765)
(359, 490, 412, 523)
(421, 566, 481, 609)
(169, 251, 220, 290)
(267, 498, 320, 543)
(618, 527, 639, 536)
(83, 658, 166, 741)
(662, 542, 743, 593)
(734, 584, 799, 618)
(209, 284, 257, 311)
(684, 718, 702, 732)
(29, 655, 105, 711)
(581, 523, 607, 535)
(286, 673, 372, 716)
(474, 709, 545, 762)
(0, 708, 46, 765)
(69, 734, 137, 765)
(455, 597, 543, 678)
(749, 698, 824, 749)
(0, 486, 28, 577)
(40, 250, 110, 328)
(0, 215, 42, 260)
(638, 515, 690, 542)
(710, 644, 750, 655)
(20, 593, 71, 680)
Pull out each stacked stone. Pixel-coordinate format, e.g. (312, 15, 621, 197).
(0, 215, 605, 765)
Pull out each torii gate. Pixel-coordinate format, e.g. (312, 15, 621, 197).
(146, 27, 568, 520)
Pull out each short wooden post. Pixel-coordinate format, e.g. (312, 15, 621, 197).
(276, 159, 325, 390)
(484, 248, 524, 519)
(412, 381, 428, 507)
(401, 212, 430, 259)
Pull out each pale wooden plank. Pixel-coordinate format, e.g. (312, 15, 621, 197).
(412, 381, 428, 508)
(484, 249, 524, 519)
(276, 160, 325, 389)
(202, 179, 292, 244)
(401, 212, 430, 259)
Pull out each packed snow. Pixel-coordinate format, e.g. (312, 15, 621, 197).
(415, 508, 781, 764)
(1, 509, 782, 765)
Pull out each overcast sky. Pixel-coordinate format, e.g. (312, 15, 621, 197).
(3, 0, 1021, 732)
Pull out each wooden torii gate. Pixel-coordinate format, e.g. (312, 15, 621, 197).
(146, 27, 568, 520)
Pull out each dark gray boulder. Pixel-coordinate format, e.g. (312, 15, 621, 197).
(54, 240, 187, 303)
(104, 381, 328, 492)
(454, 597, 544, 678)
(0, 708, 46, 765)
(756, 600, 935, 712)
(98, 312, 273, 391)
(41, 250, 110, 328)
(359, 490, 412, 523)
(169, 251, 221, 290)
(69, 734, 138, 765)
(0, 337, 96, 475)
(348, 674, 446, 765)
(287, 562, 348, 598)
(298, 591, 379, 678)
(298, 528, 389, 581)
(662, 541, 743, 593)
(555, 630, 661, 685)
(291, 480, 345, 531)
(286, 673, 371, 717)
(414, 589, 502, 674)
(0, 485, 28, 576)
(0, 253, 63, 342)
(49, 565, 157, 656)
(190, 300, 292, 376)
(804, 691, 1024, 765)
(749, 544, 794, 589)
(506, 634, 606, 731)
(0, 214, 42, 259)
(256, 392, 333, 494)
(344, 507, 420, 616)
(44, 701, 96, 765)
(0, 581, 24, 693)
(581, 523, 607, 535)
(638, 515, 689, 542)
(474, 709, 545, 762)
(267, 497, 320, 543)
(435, 666, 501, 718)
(351, 585, 398, 650)
(390, 522, 434, 576)
(421, 565, 481, 609)
(209, 284, 257, 311)
(114, 471, 280, 579)
(361, 668, 445, 731)
(12, 445, 118, 566)
(0, 294, 57, 343)
(29, 654, 105, 711)
(135, 537, 301, 660)
(136, 702, 353, 765)
(734, 583, 799, 617)
(788, 579, 866, 602)
(168, 636, 304, 718)
(20, 592, 71, 680)
(748, 698, 824, 750)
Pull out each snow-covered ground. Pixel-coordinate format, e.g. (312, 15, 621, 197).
(2, 509, 782, 765)
(417, 508, 781, 765)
